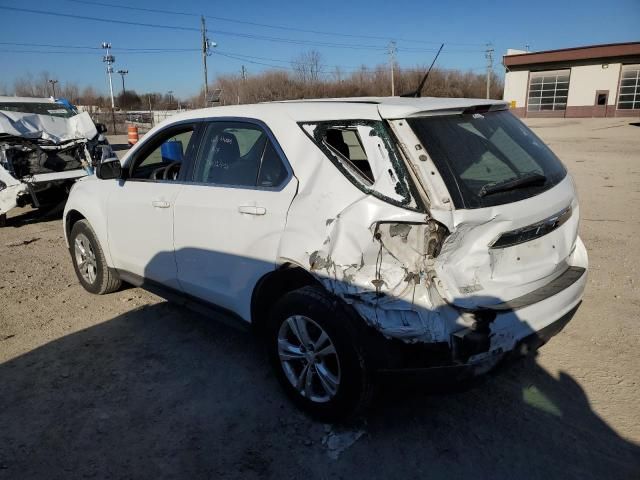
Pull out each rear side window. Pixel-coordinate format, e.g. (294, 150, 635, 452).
(324, 128, 374, 183)
(192, 121, 289, 188)
(301, 120, 423, 212)
(408, 110, 567, 209)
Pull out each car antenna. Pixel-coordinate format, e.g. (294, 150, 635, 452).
(401, 43, 444, 98)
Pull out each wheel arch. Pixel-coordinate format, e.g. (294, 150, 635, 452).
(250, 262, 321, 333)
(64, 209, 86, 245)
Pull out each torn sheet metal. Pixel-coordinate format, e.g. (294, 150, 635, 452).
(433, 175, 582, 310)
(307, 212, 460, 343)
(0, 110, 97, 144)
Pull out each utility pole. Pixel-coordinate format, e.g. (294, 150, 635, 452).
(200, 17, 217, 107)
(485, 44, 494, 99)
(168, 90, 174, 109)
(201, 16, 208, 107)
(116, 69, 128, 96)
(48, 79, 58, 98)
(239, 65, 247, 104)
(388, 40, 397, 96)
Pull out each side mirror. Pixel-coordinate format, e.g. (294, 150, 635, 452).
(96, 158, 122, 180)
(95, 123, 108, 134)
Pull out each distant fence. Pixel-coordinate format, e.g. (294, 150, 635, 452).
(90, 110, 184, 135)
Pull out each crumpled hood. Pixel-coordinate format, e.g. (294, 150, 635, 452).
(0, 111, 98, 144)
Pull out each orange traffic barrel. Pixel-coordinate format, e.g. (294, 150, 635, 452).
(127, 125, 139, 145)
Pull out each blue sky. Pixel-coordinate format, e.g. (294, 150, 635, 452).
(0, 0, 638, 98)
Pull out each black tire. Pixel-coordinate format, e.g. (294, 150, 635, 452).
(266, 285, 374, 421)
(69, 219, 121, 295)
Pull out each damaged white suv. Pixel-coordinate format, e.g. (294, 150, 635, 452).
(63, 97, 588, 419)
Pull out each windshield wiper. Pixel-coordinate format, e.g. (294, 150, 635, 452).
(478, 172, 547, 197)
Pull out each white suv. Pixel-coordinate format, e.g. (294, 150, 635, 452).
(63, 97, 588, 420)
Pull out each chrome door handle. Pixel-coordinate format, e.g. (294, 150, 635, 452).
(238, 205, 266, 215)
(152, 200, 170, 208)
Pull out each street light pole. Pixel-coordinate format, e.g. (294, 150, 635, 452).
(48, 79, 58, 98)
(101, 42, 116, 109)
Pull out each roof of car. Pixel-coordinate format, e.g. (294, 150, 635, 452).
(172, 96, 507, 124)
(0, 95, 56, 103)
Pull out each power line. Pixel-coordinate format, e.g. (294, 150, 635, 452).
(0, 6, 484, 53)
(0, 41, 199, 52)
(0, 48, 198, 55)
(214, 50, 368, 71)
(63, 0, 487, 47)
(0, 6, 200, 32)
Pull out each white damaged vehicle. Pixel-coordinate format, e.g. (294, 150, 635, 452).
(0, 96, 109, 224)
(63, 97, 588, 419)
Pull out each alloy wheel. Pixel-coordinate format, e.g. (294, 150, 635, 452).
(74, 233, 97, 284)
(277, 315, 341, 403)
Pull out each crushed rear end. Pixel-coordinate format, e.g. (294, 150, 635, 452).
(292, 99, 587, 374)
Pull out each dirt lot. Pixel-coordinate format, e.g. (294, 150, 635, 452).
(1, 118, 638, 479)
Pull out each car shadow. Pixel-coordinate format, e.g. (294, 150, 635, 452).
(4, 203, 65, 228)
(1, 301, 638, 478)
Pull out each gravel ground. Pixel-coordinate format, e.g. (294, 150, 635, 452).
(0, 118, 638, 479)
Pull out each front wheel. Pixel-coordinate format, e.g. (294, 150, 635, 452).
(266, 286, 374, 421)
(70, 219, 121, 295)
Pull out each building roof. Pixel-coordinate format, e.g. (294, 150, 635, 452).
(503, 42, 640, 68)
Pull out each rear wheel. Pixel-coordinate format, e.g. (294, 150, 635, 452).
(70, 219, 121, 294)
(266, 285, 373, 421)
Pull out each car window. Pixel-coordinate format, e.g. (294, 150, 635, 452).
(300, 120, 422, 212)
(129, 125, 196, 181)
(324, 128, 374, 184)
(193, 122, 288, 188)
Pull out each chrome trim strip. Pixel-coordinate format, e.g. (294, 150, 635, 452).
(489, 205, 572, 249)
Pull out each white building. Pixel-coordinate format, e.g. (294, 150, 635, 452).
(503, 42, 640, 118)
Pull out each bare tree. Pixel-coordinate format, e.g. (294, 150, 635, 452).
(292, 50, 324, 84)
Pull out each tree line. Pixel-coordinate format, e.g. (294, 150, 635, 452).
(2, 51, 503, 111)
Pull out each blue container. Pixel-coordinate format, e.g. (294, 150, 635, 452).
(160, 140, 183, 163)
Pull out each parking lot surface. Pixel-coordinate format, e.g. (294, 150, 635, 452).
(1, 118, 639, 479)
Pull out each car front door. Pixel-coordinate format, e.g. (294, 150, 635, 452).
(173, 120, 297, 321)
(107, 122, 201, 289)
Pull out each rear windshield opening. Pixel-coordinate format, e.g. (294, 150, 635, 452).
(408, 110, 567, 209)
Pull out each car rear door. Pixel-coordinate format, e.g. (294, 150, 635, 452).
(173, 120, 297, 321)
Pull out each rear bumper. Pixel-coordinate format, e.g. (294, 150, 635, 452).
(372, 239, 587, 373)
(376, 303, 580, 378)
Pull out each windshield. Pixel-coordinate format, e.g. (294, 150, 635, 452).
(408, 110, 567, 209)
(0, 102, 74, 118)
